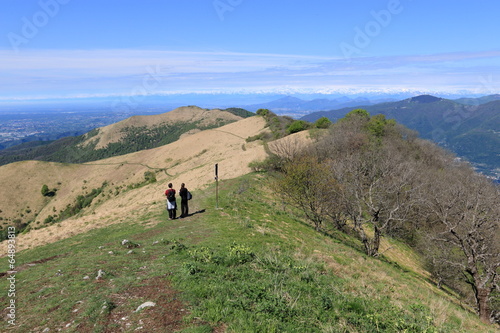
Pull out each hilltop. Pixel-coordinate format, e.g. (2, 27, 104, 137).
(79, 106, 250, 150)
(0, 106, 254, 166)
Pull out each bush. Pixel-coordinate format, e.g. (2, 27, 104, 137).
(41, 184, 56, 197)
(143, 171, 157, 183)
(343, 108, 370, 121)
(286, 120, 310, 134)
(44, 215, 55, 224)
(315, 117, 332, 129)
(256, 108, 271, 118)
(246, 133, 264, 143)
(249, 155, 286, 172)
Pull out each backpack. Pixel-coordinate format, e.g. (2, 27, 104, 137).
(166, 189, 175, 202)
(187, 191, 192, 200)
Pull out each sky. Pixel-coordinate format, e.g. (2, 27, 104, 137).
(1, 0, 500, 103)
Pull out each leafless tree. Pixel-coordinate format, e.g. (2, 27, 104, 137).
(270, 108, 500, 323)
(268, 134, 312, 162)
(326, 137, 421, 256)
(273, 152, 338, 231)
(420, 165, 500, 323)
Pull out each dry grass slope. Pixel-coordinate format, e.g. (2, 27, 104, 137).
(0, 116, 268, 252)
(81, 106, 243, 149)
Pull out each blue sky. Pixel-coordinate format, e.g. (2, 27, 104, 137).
(1, 0, 500, 102)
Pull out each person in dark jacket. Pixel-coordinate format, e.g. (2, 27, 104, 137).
(165, 183, 177, 220)
(179, 183, 189, 218)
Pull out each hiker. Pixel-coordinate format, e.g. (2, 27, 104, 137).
(165, 183, 177, 220)
(179, 183, 190, 218)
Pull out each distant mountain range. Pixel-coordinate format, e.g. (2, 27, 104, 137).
(301, 95, 500, 179)
(242, 96, 392, 117)
(454, 94, 500, 105)
(1, 94, 498, 179)
(238, 94, 500, 116)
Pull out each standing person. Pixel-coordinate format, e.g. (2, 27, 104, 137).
(165, 183, 177, 220)
(179, 183, 189, 218)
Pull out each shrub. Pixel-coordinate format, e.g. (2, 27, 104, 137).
(246, 133, 264, 143)
(44, 215, 55, 224)
(315, 117, 332, 129)
(256, 108, 271, 118)
(343, 108, 370, 121)
(249, 155, 286, 172)
(143, 171, 157, 183)
(286, 120, 310, 134)
(41, 184, 56, 197)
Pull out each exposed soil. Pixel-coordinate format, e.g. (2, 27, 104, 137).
(0, 254, 62, 277)
(70, 275, 198, 333)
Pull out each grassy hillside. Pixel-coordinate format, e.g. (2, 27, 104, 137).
(0, 173, 495, 332)
(0, 116, 268, 241)
(0, 113, 497, 332)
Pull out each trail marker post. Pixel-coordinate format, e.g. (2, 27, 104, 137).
(215, 163, 219, 209)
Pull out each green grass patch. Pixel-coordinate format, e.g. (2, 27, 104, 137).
(0, 174, 495, 332)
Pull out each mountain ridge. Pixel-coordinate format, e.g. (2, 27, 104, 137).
(301, 95, 500, 179)
(0, 106, 254, 166)
(243, 95, 376, 115)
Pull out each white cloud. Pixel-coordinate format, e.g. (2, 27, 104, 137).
(0, 48, 499, 101)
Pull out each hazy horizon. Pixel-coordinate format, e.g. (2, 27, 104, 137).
(1, 1, 499, 105)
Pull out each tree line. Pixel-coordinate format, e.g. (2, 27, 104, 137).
(263, 109, 499, 324)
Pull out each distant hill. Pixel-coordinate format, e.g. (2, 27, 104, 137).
(244, 95, 378, 116)
(0, 106, 254, 166)
(454, 94, 500, 105)
(302, 95, 500, 178)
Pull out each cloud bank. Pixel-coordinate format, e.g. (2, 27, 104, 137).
(1, 49, 499, 101)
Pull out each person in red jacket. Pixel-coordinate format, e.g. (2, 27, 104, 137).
(165, 183, 177, 220)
